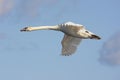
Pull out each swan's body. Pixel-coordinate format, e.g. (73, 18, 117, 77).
(21, 22, 101, 56)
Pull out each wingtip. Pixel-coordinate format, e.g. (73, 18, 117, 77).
(61, 50, 73, 56)
(61, 54, 72, 56)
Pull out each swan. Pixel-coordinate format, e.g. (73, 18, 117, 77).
(20, 22, 101, 56)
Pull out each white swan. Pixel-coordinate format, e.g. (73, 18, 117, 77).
(20, 22, 101, 56)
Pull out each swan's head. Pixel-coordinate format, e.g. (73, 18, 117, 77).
(78, 28, 101, 40)
(20, 27, 32, 32)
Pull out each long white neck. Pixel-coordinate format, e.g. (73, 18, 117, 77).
(28, 25, 60, 31)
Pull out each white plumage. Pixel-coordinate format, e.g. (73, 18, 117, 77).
(20, 22, 101, 56)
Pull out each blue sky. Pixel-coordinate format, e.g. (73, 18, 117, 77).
(0, 0, 120, 80)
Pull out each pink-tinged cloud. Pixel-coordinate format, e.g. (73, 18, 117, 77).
(0, 0, 77, 19)
(0, 0, 14, 15)
(99, 32, 120, 66)
(16, 0, 58, 18)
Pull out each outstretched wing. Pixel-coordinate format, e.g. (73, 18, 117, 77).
(61, 34, 82, 56)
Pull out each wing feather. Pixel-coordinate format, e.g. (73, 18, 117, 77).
(61, 34, 82, 56)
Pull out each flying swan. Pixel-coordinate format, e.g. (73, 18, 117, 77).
(20, 22, 101, 56)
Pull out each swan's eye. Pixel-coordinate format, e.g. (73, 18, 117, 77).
(85, 31, 89, 33)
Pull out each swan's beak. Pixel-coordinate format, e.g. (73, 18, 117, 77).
(20, 27, 31, 32)
(90, 34, 101, 40)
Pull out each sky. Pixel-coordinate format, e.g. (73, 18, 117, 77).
(0, 0, 120, 80)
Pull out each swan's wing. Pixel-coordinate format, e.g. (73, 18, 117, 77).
(61, 34, 82, 56)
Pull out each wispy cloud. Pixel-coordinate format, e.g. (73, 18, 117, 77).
(17, 0, 42, 18)
(0, 0, 14, 15)
(0, 0, 78, 18)
(0, 0, 58, 16)
(99, 32, 120, 66)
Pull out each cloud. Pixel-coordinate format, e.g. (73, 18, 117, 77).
(17, 0, 41, 17)
(0, 0, 78, 18)
(99, 32, 120, 66)
(0, 0, 14, 15)
(14, 0, 59, 18)
(0, 0, 58, 16)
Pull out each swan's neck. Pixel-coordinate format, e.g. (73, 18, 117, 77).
(29, 25, 60, 31)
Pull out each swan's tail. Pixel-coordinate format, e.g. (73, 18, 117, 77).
(90, 34, 101, 40)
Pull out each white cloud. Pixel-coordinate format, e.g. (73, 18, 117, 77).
(0, 0, 14, 15)
(0, 0, 58, 16)
(99, 32, 120, 66)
